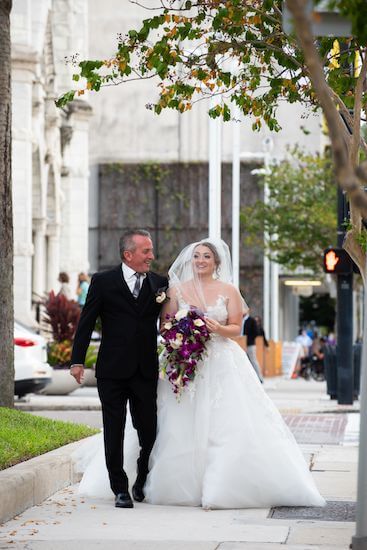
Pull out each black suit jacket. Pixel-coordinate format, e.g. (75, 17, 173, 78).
(71, 266, 168, 379)
(242, 316, 259, 347)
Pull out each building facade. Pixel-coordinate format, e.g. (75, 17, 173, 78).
(11, 0, 91, 325)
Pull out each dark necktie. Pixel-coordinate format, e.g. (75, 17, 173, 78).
(132, 272, 141, 298)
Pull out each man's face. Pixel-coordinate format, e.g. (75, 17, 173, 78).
(123, 236, 154, 273)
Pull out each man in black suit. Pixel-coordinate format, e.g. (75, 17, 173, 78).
(242, 310, 263, 383)
(70, 229, 168, 508)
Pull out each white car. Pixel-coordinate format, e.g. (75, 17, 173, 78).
(14, 321, 53, 398)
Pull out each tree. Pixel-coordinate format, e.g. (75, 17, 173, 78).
(56, 0, 367, 278)
(0, 0, 13, 408)
(242, 147, 336, 273)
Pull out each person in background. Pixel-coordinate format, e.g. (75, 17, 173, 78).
(306, 321, 316, 341)
(242, 310, 263, 383)
(311, 333, 326, 363)
(58, 272, 73, 300)
(77, 272, 90, 308)
(254, 315, 269, 348)
(295, 328, 312, 358)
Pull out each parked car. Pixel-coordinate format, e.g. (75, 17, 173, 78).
(14, 321, 53, 398)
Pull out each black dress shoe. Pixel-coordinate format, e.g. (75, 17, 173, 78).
(132, 484, 145, 502)
(115, 492, 134, 508)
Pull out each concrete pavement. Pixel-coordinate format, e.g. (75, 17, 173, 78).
(0, 377, 360, 549)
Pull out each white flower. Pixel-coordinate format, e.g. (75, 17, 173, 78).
(156, 291, 167, 304)
(164, 321, 173, 330)
(169, 333, 183, 349)
(193, 318, 205, 327)
(175, 308, 188, 321)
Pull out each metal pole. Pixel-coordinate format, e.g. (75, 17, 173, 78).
(208, 99, 222, 240)
(216, 113, 222, 240)
(263, 173, 271, 339)
(232, 110, 241, 287)
(271, 261, 280, 341)
(336, 187, 354, 404)
(263, 146, 272, 339)
(352, 261, 367, 548)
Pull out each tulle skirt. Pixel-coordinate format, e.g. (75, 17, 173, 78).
(74, 336, 325, 509)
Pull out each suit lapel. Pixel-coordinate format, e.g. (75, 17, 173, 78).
(136, 273, 152, 310)
(114, 268, 160, 314)
(114, 265, 137, 309)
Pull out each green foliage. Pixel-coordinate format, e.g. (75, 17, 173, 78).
(55, 1, 362, 133)
(47, 340, 73, 367)
(355, 228, 367, 253)
(0, 407, 98, 470)
(84, 344, 98, 369)
(47, 340, 98, 369)
(241, 148, 337, 273)
(299, 293, 336, 331)
(323, 0, 367, 43)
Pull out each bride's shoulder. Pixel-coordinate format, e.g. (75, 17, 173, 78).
(216, 281, 239, 296)
(169, 280, 193, 293)
(167, 281, 191, 297)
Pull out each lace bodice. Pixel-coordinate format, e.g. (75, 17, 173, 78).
(178, 295, 228, 325)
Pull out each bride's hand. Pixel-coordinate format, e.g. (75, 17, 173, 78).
(205, 317, 222, 335)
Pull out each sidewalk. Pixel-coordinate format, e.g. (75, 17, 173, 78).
(0, 377, 360, 550)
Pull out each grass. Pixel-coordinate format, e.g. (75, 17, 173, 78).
(0, 407, 99, 470)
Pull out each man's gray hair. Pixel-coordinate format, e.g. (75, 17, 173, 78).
(119, 229, 152, 257)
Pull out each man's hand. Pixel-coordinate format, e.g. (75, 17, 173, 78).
(70, 364, 85, 384)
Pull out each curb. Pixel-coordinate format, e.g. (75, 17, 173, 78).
(0, 438, 92, 525)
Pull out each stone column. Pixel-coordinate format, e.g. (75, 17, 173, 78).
(12, 44, 38, 325)
(46, 230, 60, 292)
(32, 218, 46, 299)
(60, 100, 92, 285)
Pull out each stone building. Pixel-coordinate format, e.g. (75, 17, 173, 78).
(11, 0, 91, 325)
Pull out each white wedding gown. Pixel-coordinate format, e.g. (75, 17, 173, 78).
(74, 297, 325, 509)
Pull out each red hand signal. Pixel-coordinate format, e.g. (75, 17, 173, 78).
(325, 250, 340, 272)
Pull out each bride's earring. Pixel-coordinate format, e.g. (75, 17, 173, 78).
(213, 266, 220, 279)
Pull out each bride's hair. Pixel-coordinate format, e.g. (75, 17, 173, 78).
(195, 241, 221, 269)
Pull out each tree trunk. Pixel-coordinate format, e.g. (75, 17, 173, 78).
(0, 0, 14, 408)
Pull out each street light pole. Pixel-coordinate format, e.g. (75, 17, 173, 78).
(352, 270, 367, 548)
(242, 145, 275, 339)
(336, 190, 354, 405)
(208, 97, 222, 240)
(262, 138, 276, 339)
(232, 108, 241, 287)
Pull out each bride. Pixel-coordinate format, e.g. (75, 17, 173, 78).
(75, 238, 325, 509)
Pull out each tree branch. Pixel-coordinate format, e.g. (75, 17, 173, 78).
(286, 0, 367, 223)
(350, 51, 367, 168)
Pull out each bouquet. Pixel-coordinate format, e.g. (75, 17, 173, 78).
(160, 308, 210, 396)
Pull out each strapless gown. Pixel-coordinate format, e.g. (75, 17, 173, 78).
(74, 297, 325, 509)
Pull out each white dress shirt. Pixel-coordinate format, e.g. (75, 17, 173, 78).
(122, 262, 146, 294)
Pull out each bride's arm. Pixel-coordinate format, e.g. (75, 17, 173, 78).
(205, 286, 243, 338)
(159, 286, 178, 329)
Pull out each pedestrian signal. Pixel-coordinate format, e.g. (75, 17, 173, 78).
(323, 247, 352, 274)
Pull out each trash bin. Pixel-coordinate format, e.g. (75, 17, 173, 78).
(323, 343, 362, 400)
(324, 344, 337, 399)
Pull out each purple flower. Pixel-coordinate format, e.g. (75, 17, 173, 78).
(160, 307, 210, 397)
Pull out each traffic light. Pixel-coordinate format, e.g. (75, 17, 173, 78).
(323, 247, 353, 274)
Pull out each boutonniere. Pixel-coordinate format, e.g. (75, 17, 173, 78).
(155, 288, 169, 304)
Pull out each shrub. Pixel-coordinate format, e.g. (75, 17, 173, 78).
(43, 291, 80, 342)
(47, 340, 73, 368)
